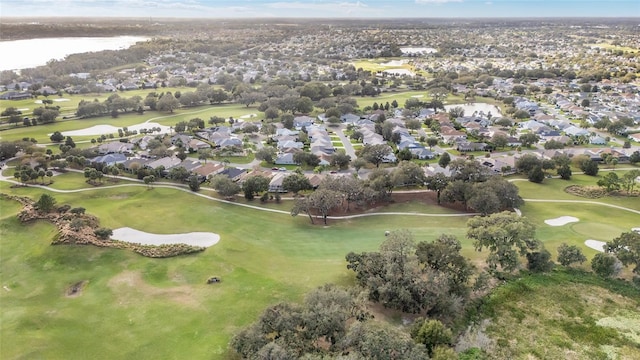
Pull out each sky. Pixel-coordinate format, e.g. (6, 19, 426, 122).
(0, 0, 638, 18)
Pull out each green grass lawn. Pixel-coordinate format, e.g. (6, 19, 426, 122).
(0, 184, 473, 359)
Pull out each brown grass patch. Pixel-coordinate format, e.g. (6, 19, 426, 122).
(564, 185, 607, 198)
(107, 270, 201, 308)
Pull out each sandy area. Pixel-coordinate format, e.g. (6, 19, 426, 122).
(380, 60, 405, 66)
(59, 122, 171, 137)
(112, 227, 220, 247)
(411, 95, 424, 98)
(632, 228, 640, 233)
(54, 98, 70, 102)
(544, 216, 579, 226)
(585, 239, 606, 252)
(239, 113, 257, 119)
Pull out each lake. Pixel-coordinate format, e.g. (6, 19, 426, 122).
(0, 36, 149, 71)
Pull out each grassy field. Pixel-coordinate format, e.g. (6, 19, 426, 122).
(2, 122, 640, 358)
(473, 269, 640, 359)
(0, 102, 265, 144)
(0, 183, 474, 359)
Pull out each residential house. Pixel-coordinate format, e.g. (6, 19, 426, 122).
(268, 173, 287, 192)
(275, 152, 297, 165)
(193, 162, 225, 180)
(90, 153, 127, 167)
(97, 142, 134, 155)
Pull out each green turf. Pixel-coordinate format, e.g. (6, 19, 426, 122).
(0, 184, 474, 359)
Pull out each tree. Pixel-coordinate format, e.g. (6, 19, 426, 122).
(630, 151, 640, 165)
(346, 229, 448, 315)
(210, 175, 241, 199)
(528, 165, 545, 183)
(391, 161, 426, 187)
(359, 144, 392, 168)
(597, 172, 621, 192)
(426, 137, 439, 150)
(416, 234, 473, 296)
(254, 147, 277, 164)
(605, 232, 640, 275)
(557, 243, 587, 267)
(282, 173, 312, 195)
(467, 211, 538, 274)
(621, 170, 640, 194)
(293, 152, 320, 167)
(35, 193, 57, 212)
(519, 133, 540, 147)
(526, 249, 554, 273)
(491, 134, 508, 150)
(50, 131, 64, 143)
(330, 151, 351, 169)
(64, 136, 76, 149)
(557, 164, 572, 180)
(579, 158, 599, 176)
(242, 175, 269, 200)
(188, 175, 200, 192)
(156, 93, 180, 113)
(410, 319, 452, 356)
(295, 188, 342, 225)
(438, 152, 451, 168)
(143, 175, 156, 188)
(515, 154, 542, 174)
(426, 173, 450, 204)
(591, 253, 622, 278)
(448, 106, 464, 119)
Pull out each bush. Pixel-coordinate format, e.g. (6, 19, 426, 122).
(526, 250, 554, 273)
(591, 253, 622, 278)
(94, 228, 113, 240)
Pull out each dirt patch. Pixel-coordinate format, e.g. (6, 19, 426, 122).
(66, 280, 88, 298)
(108, 270, 201, 308)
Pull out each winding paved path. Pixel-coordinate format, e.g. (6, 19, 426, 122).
(2, 165, 639, 219)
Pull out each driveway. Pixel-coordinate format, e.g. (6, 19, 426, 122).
(336, 127, 357, 159)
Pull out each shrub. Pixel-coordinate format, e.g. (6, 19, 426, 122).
(94, 228, 113, 240)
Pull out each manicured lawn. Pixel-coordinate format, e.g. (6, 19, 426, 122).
(0, 184, 473, 359)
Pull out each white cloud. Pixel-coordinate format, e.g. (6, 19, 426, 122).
(485, 1, 493, 4)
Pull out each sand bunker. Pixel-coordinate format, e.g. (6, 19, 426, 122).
(112, 227, 220, 247)
(585, 239, 606, 252)
(239, 113, 257, 119)
(380, 60, 405, 66)
(59, 122, 171, 137)
(632, 228, 640, 233)
(544, 216, 579, 226)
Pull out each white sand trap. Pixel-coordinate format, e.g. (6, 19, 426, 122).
(17, 108, 29, 111)
(380, 60, 405, 66)
(544, 216, 579, 226)
(411, 95, 424, 98)
(112, 227, 220, 247)
(585, 239, 606, 252)
(239, 113, 257, 119)
(632, 228, 640, 233)
(34, 100, 43, 104)
(54, 98, 70, 102)
(59, 122, 171, 137)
